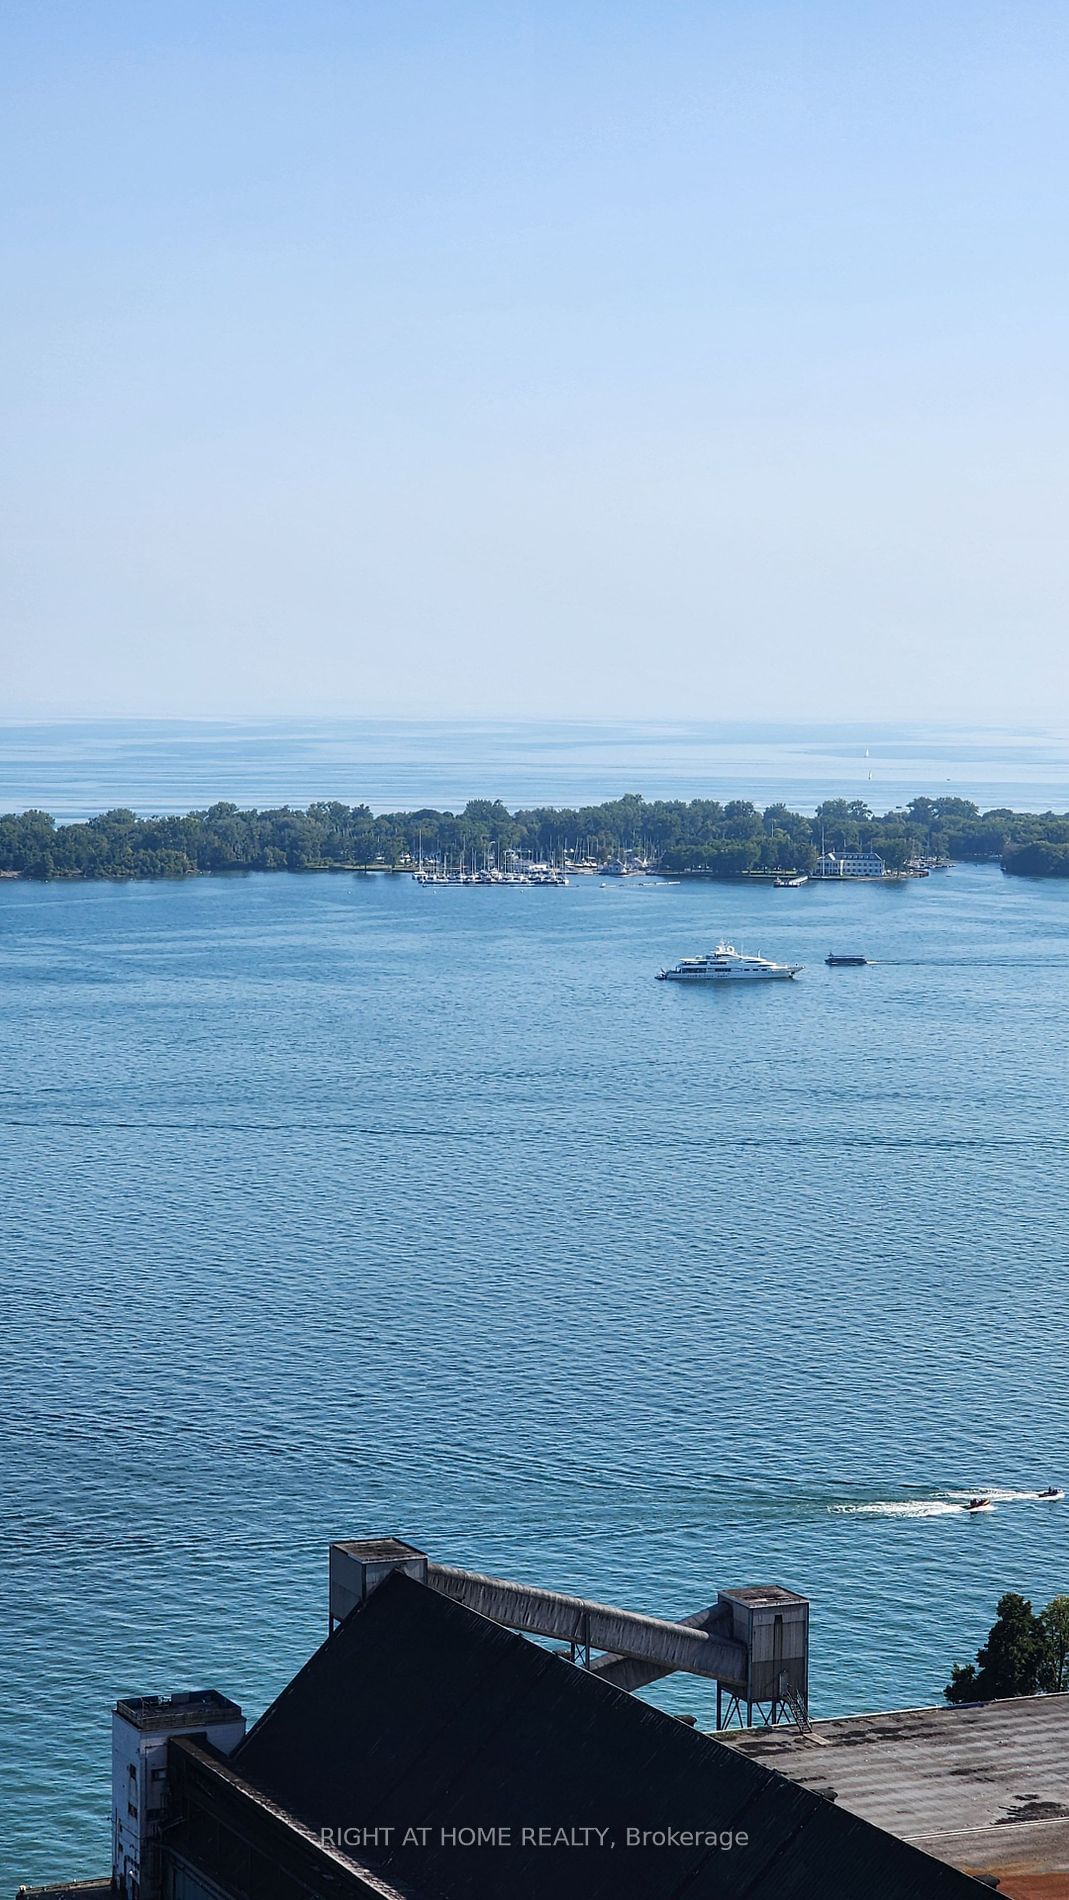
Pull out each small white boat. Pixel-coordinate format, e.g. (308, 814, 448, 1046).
(657, 941, 802, 982)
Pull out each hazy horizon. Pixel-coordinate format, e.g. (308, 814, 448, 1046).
(4, 2, 1069, 723)
(2, 713, 1068, 823)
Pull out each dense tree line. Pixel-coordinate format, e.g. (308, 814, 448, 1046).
(1001, 840, 1069, 877)
(946, 1592, 1069, 1703)
(0, 793, 1068, 880)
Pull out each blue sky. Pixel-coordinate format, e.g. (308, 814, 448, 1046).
(3, 1, 1068, 721)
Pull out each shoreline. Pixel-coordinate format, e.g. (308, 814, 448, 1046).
(1, 793, 1067, 882)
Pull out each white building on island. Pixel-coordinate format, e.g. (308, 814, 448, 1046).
(817, 849, 886, 879)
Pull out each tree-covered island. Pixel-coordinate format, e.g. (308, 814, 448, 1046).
(0, 793, 1067, 881)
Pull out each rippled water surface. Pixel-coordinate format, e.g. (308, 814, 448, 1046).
(3, 862, 1069, 1888)
(2, 714, 1069, 815)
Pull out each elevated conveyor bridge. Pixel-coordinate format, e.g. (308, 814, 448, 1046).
(329, 1538, 809, 1730)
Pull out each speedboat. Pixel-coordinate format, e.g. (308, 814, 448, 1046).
(657, 942, 802, 982)
(964, 1496, 992, 1513)
(825, 954, 871, 967)
(1037, 1486, 1064, 1500)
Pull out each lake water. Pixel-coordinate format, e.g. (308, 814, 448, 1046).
(1, 715, 1069, 817)
(2, 725, 1069, 1889)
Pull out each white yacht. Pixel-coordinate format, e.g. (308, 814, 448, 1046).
(656, 941, 802, 982)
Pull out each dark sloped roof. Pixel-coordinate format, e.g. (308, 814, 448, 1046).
(235, 1571, 987, 1900)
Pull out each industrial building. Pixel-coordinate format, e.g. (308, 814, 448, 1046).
(19, 1537, 994, 1900)
(727, 1695, 1069, 1898)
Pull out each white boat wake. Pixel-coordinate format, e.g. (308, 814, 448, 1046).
(831, 1487, 1063, 1519)
(946, 1487, 1062, 1504)
(831, 1500, 962, 1519)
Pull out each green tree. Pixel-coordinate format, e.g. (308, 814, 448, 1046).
(945, 1593, 1045, 1703)
(1003, 841, 1069, 877)
(875, 835, 912, 871)
(1040, 1597, 1069, 1693)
